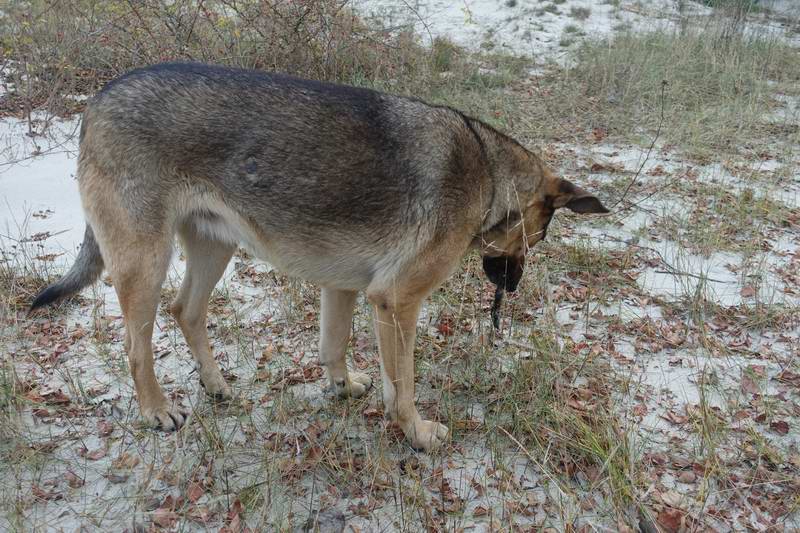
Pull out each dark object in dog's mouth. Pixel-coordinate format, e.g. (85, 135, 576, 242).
(482, 255, 524, 329)
(491, 286, 504, 329)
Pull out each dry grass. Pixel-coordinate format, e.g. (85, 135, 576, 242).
(517, 17, 800, 159)
(0, 0, 530, 129)
(0, 0, 413, 114)
(1, 1, 800, 531)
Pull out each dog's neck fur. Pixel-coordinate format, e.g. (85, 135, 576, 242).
(468, 119, 545, 235)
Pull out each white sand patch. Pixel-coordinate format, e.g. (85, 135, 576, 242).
(1, 117, 82, 258)
(353, 0, 710, 57)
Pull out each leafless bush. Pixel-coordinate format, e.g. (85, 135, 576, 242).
(0, 0, 428, 119)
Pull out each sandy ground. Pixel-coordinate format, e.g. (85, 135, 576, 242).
(354, 0, 800, 56)
(2, 1, 800, 532)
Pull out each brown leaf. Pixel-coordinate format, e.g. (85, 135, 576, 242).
(86, 385, 110, 398)
(187, 481, 205, 503)
(661, 410, 688, 425)
(645, 452, 669, 465)
(453, 418, 481, 430)
(258, 345, 275, 367)
(436, 315, 455, 336)
(362, 407, 383, 421)
(253, 369, 271, 383)
(65, 470, 85, 488)
(78, 447, 107, 461)
(111, 452, 140, 469)
(32, 408, 51, 418)
(39, 389, 71, 405)
(567, 398, 595, 412)
(31, 484, 63, 501)
(226, 498, 245, 522)
(659, 490, 684, 508)
(473, 505, 489, 517)
(770, 420, 790, 435)
(740, 374, 760, 395)
(591, 127, 608, 142)
(776, 370, 800, 388)
(657, 508, 684, 532)
(271, 364, 324, 389)
(187, 504, 213, 523)
(106, 472, 130, 484)
(97, 420, 114, 437)
(616, 520, 635, 533)
(671, 456, 691, 469)
(153, 508, 178, 528)
(740, 285, 756, 298)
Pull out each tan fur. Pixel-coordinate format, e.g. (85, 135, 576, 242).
(34, 66, 608, 452)
(170, 222, 235, 399)
(319, 288, 372, 398)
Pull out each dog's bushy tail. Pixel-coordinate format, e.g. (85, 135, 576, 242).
(29, 225, 104, 312)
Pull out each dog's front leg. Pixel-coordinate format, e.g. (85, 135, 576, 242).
(370, 292, 448, 452)
(319, 288, 373, 398)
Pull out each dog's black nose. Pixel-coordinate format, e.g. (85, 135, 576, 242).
(482, 255, 524, 293)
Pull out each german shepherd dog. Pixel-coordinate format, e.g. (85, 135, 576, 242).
(31, 63, 607, 451)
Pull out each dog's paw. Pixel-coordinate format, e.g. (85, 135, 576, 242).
(409, 420, 449, 452)
(199, 369, 232, 401)
(142, 403, 190, 431)
(332, 372, 373, 399)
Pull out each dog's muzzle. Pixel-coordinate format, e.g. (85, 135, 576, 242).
(482, 255, 524, 293)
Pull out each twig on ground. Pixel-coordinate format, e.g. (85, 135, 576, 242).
(611, 80, 668, 211)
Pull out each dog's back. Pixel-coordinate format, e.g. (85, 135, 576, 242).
(79, 63, 487, 287)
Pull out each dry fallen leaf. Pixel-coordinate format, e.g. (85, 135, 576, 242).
(436, 314, 455, 336)
(186, 504, 213, 523)
(740, 285, 756, 298)
(152, 508, 178, 528)
(770, 420, 790, 435)
(740, 374, 760, 394)
(187, 481, 205, 503)
(79, 447, 107, 461)
(112, 452, 140, 469)
(97, 420, 114, 437)
(617, 520, 635, 533)
(661, 410, 688, 425)
(657, 508, 684, 532)
(776, 370, 800, 388)
(106, 472, 130, 484)
(31, 484, 63, 501)
(65, 470, 85, 489)
(659, 490, 684, 508)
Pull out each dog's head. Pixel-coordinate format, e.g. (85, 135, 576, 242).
(479, 168, 608, 292)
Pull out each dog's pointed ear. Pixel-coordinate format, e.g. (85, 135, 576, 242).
(551, 178, 609, 214)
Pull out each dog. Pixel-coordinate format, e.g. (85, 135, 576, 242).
(30, 63, 608, 451)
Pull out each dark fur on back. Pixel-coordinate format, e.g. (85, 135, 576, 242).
(83, 63, 489, 245)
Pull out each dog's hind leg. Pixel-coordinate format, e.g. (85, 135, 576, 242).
(107, 234, 188, 430)
(78, 155, 189, 429)
(170, 222, 235, 400)
(319, 288, 373, 398)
